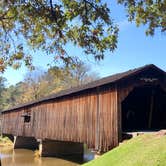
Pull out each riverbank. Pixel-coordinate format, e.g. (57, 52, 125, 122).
(83, 131, 166, 166)
(0, 136, 13, 147)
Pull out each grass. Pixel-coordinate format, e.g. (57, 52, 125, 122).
(83, 132, 166, 166)
(0, 136, 13, 147)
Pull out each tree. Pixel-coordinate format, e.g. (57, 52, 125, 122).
(1, 83, 22, 110)
(0, 0, 165, 72)
(0, 0, 118, 72)
(63, 58, 99, 86)
(0, 76, 6, 110)
(9, 59, 98, 104)
(19, 68, 48, 102)
(47, 58, 99, 91)
(118, 0, 166, 35)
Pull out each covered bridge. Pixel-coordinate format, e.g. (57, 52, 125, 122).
(1, 64, 166, 155)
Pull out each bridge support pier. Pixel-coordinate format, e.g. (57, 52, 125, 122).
(39, 139, 84, 159)
(2, 134, 14, 142)
(14, 136, 38, 150)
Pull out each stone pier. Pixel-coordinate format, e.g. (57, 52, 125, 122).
(14, 136, 39, 150)
(39, 139, 84, 158)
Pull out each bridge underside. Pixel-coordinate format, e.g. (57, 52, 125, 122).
(3, 135, 84, 160)
(14, 136, 39, 150)
(2, 134, 14, 142)
(39, 139, 84, 160)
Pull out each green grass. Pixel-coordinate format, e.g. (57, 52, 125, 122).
(83, 133, 166, 166)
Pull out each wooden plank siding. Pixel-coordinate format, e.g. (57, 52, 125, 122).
(2, 87, 119, 152)
(2, 65, 166, 152)
(98, 87, 118, 152)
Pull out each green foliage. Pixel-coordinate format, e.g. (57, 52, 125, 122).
(0, 0, 118, 72)
(0, 136, 13, 146)
(83, 134, 166, 166)
(0, 59, 98, 110)
(0, 0, 164, 72)
(0, 76, 7, 111)
(46, 58, 99, 91)
(118, 0, 166, 35)
(2, 83, 23, 110)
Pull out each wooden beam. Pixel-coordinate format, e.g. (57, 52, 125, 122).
(95, 87, 100, 151)
(148, 89, 154, 129)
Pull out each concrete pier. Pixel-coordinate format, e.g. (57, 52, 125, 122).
(39, 139, 84, 158)
(14, 136, 38, 150)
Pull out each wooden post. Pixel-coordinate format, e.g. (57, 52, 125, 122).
(148, 89, 154, 129)
(0, 114, 3, 137)
(95, 87, 100, 151)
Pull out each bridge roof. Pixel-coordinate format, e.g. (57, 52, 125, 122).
(2, 64, 165, 113)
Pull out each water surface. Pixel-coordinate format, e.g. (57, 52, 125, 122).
(0, 146, 80, 166)
(0, 146, 94, 166)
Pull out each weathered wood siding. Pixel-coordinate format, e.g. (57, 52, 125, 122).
(2, 86, 118, 152)
(98, 87, 118, 152)
(3, 65, 165, 152)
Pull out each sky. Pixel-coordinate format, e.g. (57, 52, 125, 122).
(2, 1, 166, 86)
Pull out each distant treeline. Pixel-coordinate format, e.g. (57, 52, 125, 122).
(0, 60, 98, 111)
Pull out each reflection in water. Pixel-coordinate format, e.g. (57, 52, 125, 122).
(0, 146, 79, 166)
(0, 146, 94, 166)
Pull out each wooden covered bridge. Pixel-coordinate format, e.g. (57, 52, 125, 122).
(1, 64, 166, 157)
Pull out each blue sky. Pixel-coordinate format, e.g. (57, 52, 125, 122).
(3, 1, 166, 86)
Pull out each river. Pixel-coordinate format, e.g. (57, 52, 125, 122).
(0, 146, 94, 166)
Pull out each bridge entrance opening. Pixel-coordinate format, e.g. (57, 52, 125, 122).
(122, 85, 166, 132)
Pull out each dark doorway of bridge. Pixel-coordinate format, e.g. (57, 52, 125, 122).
(122, 85, 166, 132)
